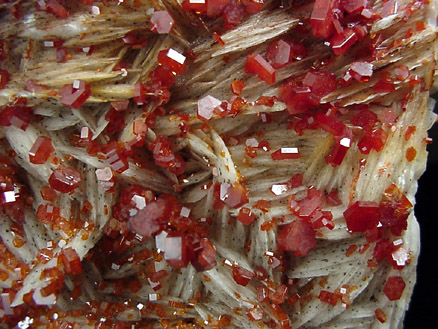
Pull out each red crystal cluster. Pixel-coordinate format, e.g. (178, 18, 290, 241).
(109, 185, 217, 271)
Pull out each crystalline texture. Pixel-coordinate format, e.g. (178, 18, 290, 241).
(150, 11, 175, 34)
(59, 80, 91, 109)
(29, 136, 54, 164)
(49, 166, 82, 193)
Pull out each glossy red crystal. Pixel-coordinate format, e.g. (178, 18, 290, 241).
(350, 61, 373, 82)
(222, 4, 246, 29)
(60, 247, 82, 275)
(326, 134, 352, 166)
(330, 28, 359, 55)
(29, 136, 54, 164)
(59, 80, 91, 109)
(271, 147, 300, 160)
(49, 166, 82, 193)
(102, 141, 129, 173)
(222, 183, 249, 208)
(319, 290, 339, 306)
(0, 69, 9, 89)
(383, 276, 405, 301)
(245, 53, 276, 85)
(192, 238, 217, 272)
(207, 0, 230, 16)
(127, 198, 166, 238)
(231, 80, 245, 95)
(149, 65, 175, 87)
(36, 204, 60, 224)
(158, 232, 190, 268)
(41, 0, 69, 19)
(157, 49, 186, 75)
(352, 108, 377, 131)
(372, 72, 395, 94)
(232, 265, 254, 286)
(343, 201, 380, 233)
(198, 95, 222, 122)
(316, 111, 349, 136)
(379, 184, 412, 236)
(357, 128, 388, 154)
(266, 39, 306, 69)
(278, 83, 314, 114)
(0, 104, 33, 131)
(303, 70, 337, 102)
(277, 220, 317, 257)
(150, 10, 175, 34)
(237, 207, 255, 225)
(310, 0, 338, 38)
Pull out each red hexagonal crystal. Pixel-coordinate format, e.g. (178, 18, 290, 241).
(352, 108, 377, 131)
(207, 0, 230, 16)
(277, 219, 317, 257)
(29, 136, 54, 164)
(127, 198, 166, 238)
(232, 265, 254, 286)
(36, 204, 60, 224)
(310, 0, 339, 38)
(383, 276, 405, 301)
(245, 53, 276, 85)
(278, 83, 314, 114)
(157, 49, 186, 75)
(192, 237, 217, 272)
(60, 247, 82, 275)
(357, 128, 388, 154)
(37, 0, 69, 19)
(303, 70, 337, 102)
(0, 69, 9, 89)
(379, 184, 412, 236)
(198, 95, 222, 122)
(49, 166, 82, 193)
(237, 207, 255, 225)
(349, 61, 373, 82)
(266, 39, 307, 69)
(326, 134, 353, 166)
(319, 290, 339, 306)
(330, 28, 359, 55)
(102, 141, 129, 173)
(343, 201, 380, 233)
(316, 111, 349, 136)
(59, 80, 91, 109)
(150, 10, 175, 34)
(372, 72, 395, 94)
(222, 183, 249, 208)
(222, 4, 246, 29)
(0, 105, 33, 130)
(160, 232, 190, 269)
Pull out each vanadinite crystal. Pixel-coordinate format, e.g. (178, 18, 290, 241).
(29, 136, 54, 164)
(59, 80, 91, 109)
(383, 276, 406, 301)
(245, 53, 275, 85)
(49, 166, 82, 193)
(277, 219, 317, 257)
(157, 49, 186, 74)
(60, 247, 82, 275)
(232, 265, 254, 286)
(150, 10, 175, 34)
(343, 201, 380, 233)
(310, 0, 339, 38)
